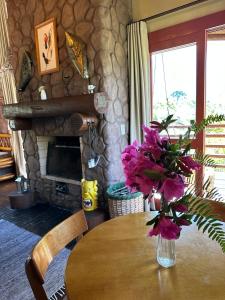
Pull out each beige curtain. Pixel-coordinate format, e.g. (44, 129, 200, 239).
(128, 21, 151, 143)
(0, 0, 27, 177)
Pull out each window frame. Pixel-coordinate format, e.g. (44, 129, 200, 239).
(149, 10, 225, 183)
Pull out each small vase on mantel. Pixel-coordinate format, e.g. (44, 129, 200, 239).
(157, 234, 176, 268)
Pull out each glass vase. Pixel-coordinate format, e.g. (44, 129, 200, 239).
(157, 234, 176, 268)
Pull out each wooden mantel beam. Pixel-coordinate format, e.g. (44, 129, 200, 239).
(3, 92, 108, 119)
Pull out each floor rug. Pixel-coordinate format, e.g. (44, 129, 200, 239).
(0, 219, 70, 300)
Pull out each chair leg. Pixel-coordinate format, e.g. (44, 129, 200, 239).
(25, 257, 48, 300)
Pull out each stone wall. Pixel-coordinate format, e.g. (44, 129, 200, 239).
(7, 0, 131, 210)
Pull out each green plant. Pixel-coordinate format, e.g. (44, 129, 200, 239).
(122, 114, 225, 252)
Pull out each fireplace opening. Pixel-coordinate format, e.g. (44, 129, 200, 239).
(46, 136, 82, 181)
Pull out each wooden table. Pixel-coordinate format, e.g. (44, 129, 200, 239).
(65, 212, 225, 300)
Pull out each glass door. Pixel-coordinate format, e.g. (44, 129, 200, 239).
(152, 44, 197, 139)
(205, 28, 225, 196)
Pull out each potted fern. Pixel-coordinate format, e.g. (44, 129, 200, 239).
(122, 115, 225, 268)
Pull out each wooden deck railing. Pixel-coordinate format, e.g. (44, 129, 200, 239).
(0, 133, 12, 152)
(0, 133, 15, 181)
(165, 124, 225, 168)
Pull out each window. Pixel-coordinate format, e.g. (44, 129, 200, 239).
(149, 10, 225, 196)
(152, 44, 196, 137)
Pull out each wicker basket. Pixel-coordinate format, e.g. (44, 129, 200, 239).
(107, 182, 144, 218)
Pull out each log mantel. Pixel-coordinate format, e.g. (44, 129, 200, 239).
(3, 92, 108, 119)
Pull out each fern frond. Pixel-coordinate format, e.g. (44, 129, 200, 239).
(189, 211, 225, 253)
(191, 114, 225, 135)
(194, 153, 216, 167)
(181, 175, 225, 253)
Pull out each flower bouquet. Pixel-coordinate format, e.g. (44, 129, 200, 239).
(122, 115, 225, 257)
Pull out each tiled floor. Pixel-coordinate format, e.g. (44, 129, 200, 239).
(0, 180, 72, 236)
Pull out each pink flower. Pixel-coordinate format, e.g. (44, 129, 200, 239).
(122, 142, 166, 195)
(176, 217, 191, 226)
(159, 176, 185, 202)
(141, 126, 164, 160)
(148, 216, 181, 240)
(172, 203, 188, 213)
(180, 156, 201, 171)
(142, 125, 161, 145)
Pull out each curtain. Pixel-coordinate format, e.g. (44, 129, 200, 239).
(0, 0, 9, 66)
(0, 0, 27, 177)
(127, 21, 151, 143)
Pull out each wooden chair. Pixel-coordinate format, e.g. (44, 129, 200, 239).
(25, 209, 88, 300)
(0, 133, 15, 181)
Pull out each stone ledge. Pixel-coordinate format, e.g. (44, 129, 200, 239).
(41, 175, 81, 185)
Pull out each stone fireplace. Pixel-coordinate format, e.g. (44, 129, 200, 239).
(6, 0, 132, 210)
(36, 135, 83, 209)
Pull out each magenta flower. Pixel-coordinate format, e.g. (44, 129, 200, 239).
(176, 217, 192, 226)
(159, 176, 185, 202)
(142, 125, 161, 145)
(121, 117, 205, 241)
(122, 142, 165, 195)
(148, 216, 181, 240)
(141, 126, 163, 160)
(180, 156, 201, 171)
(172, 203, 188, 213)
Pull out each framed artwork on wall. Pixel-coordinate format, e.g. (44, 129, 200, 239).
(34, 18, 59, 75)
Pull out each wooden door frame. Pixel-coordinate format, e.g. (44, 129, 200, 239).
(149, 10, 225, 184)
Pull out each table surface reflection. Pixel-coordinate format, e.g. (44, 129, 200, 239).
(65, 212, 225, 300)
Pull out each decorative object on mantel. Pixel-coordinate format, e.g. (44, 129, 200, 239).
(34, 18, 59, 75)
(38, 85, 47, 100)
(81, 179, 98, 211)
(122, 114, 225, 268)
(17, 50, 32, 92)
(88, 84, 96, 94)
(65, 31, 89, 79)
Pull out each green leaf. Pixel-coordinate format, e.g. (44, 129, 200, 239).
(144, 169, 165, 181)
(146, 215, 159, 226)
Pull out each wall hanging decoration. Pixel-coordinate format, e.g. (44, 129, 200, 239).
(17, 50, 32, 92)
(34, 18, 59, 75)
(87, 121, 100, 169)
(65, 31, 89, 79)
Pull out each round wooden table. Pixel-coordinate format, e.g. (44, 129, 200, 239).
(65, 212, 225, 300)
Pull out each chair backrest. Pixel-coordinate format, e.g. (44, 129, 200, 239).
(25, 209, 88, 300)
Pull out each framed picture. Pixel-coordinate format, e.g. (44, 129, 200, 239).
(34, 18, 59, 75)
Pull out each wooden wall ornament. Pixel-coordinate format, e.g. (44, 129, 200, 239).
(34, 18, 59, 75)
(65, 32, 89, 79)
(17, 50, 33, 92)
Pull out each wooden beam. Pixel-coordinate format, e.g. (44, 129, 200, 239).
(32, 113, 98, 136)
(9, 119, 32, 131)
(3, 93, 108, 119)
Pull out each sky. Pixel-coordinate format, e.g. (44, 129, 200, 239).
(152, 40, 225, 122)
